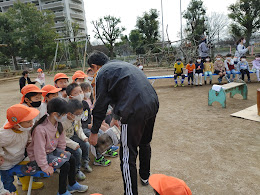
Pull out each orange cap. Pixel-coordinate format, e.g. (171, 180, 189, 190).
(75, 70, 86, 75)
(54, 73, 69, 83)
(149, 174, 192, 195)
(72, 72, 87, 82)
(4, 104, 40, 129)
(20, 84, 45, 104)
(37, 68, 42, 72)
(42, 85, 62, 101)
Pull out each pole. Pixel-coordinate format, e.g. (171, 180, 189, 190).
(83, 36, 88, 72)
(180, 0, 182, 43)
(53, 42, 59, 72)
(161, 0, 165, 49)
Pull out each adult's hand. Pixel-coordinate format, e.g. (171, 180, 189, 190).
(0, 156, 4, 166)
(89, 133, 98, 146)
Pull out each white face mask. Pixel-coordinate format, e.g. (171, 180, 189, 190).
(54, 114, 67, 122)
(88, 77, 93, 82)
(243, 40, 246, 44)
(72, 94, 84, 102)
(216, 58, 221, 61)
(197, 59, 201, 63)
(241, 58, 246, 62)
(139, 66, 143, 69)
(18, 124, 32, 131)
(206, 58, 210, 61)
(84, 92, 91, 99)
(74, 114, 82, 121)
(226, 57, 232, 60)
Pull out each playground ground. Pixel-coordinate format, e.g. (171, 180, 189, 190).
(0, 70, 259, 195)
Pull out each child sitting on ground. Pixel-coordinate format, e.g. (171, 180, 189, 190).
(214, 54, 226, 84)
(224, 54, 237, 82)
(54, 73, 69, 100)
(27, 98, 88, 195)
(62, 99, 92, 181)
(37, 68, 45, 89)
(252, 53, 260, 82)
(203, 56, 214, 85)
(80, 82, 94, 110)
(174, 58, 185, 87)
(0, 104, 43, 193)
(41, 85, 62, 118)
(66, 83, 117, 167)
(238, 55, 251, 82)
(195, 57, 204, 86)
(185, 60, 195, 85)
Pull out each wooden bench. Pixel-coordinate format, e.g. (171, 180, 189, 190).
(208, 82, 247, 108)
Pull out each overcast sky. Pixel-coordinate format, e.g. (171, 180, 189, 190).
(83, 0, 236, 44)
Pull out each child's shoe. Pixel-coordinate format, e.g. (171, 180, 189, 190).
(204, 80, 207, 85)
(140, 177, 149, 186)
(104, 149, 118, 157)
(76, 170, 86, 181)
(19, 176, 44, 191)
(188, 82, 190, 85)
(83, 160, 93, 173)
(210, 80, 212, 84)
(94, 156, 111, 166)
(181, 84, 184, 87)
(68, 182, 88, 193)
(174, 84, 178, 88)
(57, 190, 72, 195)
(248, 79, 251, 82)
(191, 82, 193, 85)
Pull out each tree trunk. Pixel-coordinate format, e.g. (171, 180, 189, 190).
(74, 44, 79, 67)
(109, 47, 114, 59)
(12, 55, 19, 70)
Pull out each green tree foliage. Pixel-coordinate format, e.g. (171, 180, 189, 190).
(228, 0, 260, 44)
(0, 2, 57, 70)
(129, 30, 144, 54)
(183, 0, 207, 44)
(92, 15, 125, 59)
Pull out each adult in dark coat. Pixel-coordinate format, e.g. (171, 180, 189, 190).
(19, 70, 36, 91)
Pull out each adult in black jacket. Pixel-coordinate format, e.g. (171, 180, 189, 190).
(88, 51, 159, 195)
(19, 70, 36, 91)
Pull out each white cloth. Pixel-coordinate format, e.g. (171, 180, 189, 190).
(0, 180, 9, 195)
(212, 85, 223, 92)
(105, 126, 121, 145)
(0, 128, 30, 170)
(195, 73, 203, 85)
(235, 44, 248, 60)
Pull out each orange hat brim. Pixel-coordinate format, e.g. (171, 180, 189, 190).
(43, 88, 62, 97)
(4, 107, 40, 129)
(20, 89, 46, 104)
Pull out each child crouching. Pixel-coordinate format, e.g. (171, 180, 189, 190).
(27, 98, 88, 195)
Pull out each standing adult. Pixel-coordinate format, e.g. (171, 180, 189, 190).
(234, 37, 251, 61)
(198, 35, 210, 62)
(88, 51, 159, 195)
(19, 70, 36, 91)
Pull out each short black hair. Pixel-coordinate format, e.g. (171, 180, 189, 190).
(87, 50, 109, 67)
(226, 53, 232, 57)
(22, 70, 29, 76)
(80, 82, 91, 91)
(66, 83, 80, 96)
(241, 55, 246, 59)
(189, 60, 193, 64)
(68, 99, 83, 113)
(255, 53, 260, 58)
(197, 56, 201, 59)
(176, 58, 181, 61)
(24, 92, 38, 102)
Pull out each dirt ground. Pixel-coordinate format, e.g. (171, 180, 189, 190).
(0, 70, 259, 195)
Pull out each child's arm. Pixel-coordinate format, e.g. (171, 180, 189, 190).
(224, 60, 229, 71)
(76, 122, 88, 142)
(246, 62, 250, 70)
(57, 130, 66, 151)
(65, 136, 80, 151)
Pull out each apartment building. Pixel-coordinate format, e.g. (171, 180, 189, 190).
(0, 0, 87, 37)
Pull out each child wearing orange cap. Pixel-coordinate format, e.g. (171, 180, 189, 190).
(149, 174, 192, 195)
(54, 73, 69, 100)
(20, 84, 45, 122)
(27, 98, 88, 195)
(40, 85, 62, 117)
(0, 104, 43, 193)
(36, 68, 45, 89)
(72, 71, 87, 84)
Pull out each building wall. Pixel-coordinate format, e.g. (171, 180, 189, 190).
(0, 0, 87, 37)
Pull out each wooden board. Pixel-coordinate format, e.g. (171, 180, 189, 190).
(231, 105, 260, 122)
(222, 82, 244, 90)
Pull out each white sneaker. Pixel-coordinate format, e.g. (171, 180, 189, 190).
(76, 170, 86, 181)
(140, 178, 149, 186)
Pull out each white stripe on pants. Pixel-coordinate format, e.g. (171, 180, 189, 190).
(121, 124, 133, 195)
(195, 73, 203, 85)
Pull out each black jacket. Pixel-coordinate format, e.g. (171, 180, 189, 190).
(91, 60, 159, 134)
(19, 76, 36, 91)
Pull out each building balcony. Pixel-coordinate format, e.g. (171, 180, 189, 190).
(70, 13, 84, 21)
(69, 3, 83, 12)
(42, 1, 64, 10)
(55, 12, 66, 18)
(70, 0, 82, 4)
(54, 22, 65, 28)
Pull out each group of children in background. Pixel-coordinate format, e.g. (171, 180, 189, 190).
(0, 68, 118, 195)
(173, 53, 260, 87)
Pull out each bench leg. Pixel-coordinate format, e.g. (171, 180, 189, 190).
(27, 176, 33, 195)
(242, 84, 248, 100)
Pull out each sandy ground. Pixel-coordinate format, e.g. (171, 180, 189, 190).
(0, 70, 259, 195)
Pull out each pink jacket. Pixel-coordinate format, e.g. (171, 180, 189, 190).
(27, 117, 66, 171)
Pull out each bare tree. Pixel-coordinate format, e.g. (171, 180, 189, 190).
(91, 15, 125, 59)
